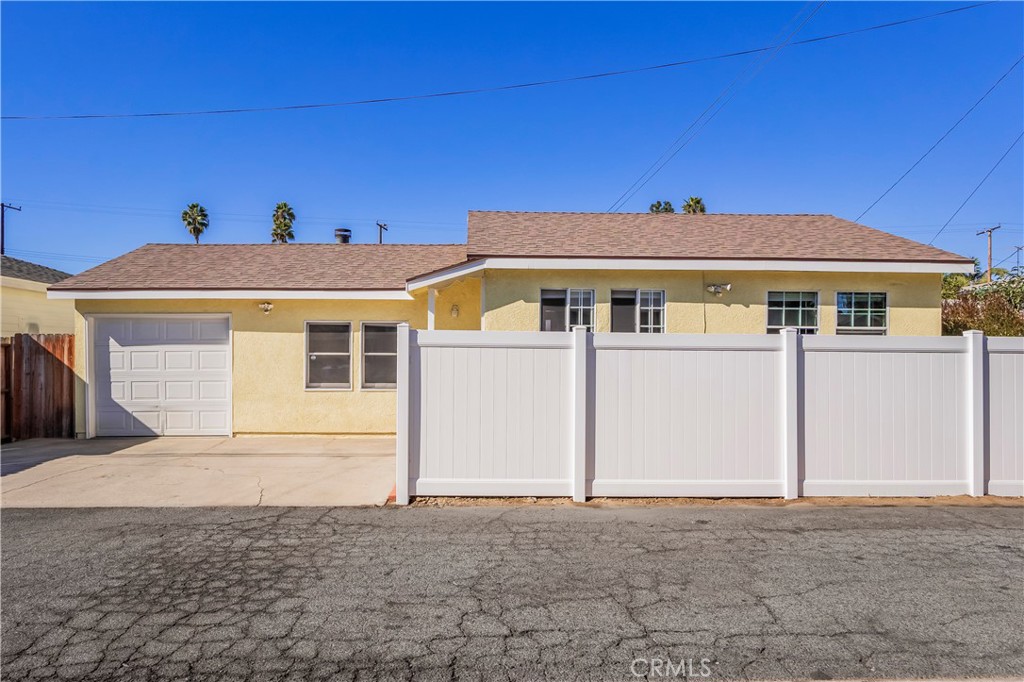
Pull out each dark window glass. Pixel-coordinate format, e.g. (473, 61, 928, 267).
(363, 324, 397, 353)
(308, 324, 350, 353)
(611, 290, 637, 333)
(767, 292, 818, 332)
(364, 355, 397, 386)
(837, 292, 887, 335)
(540, 289, 567, 332)
(307, 323, 351, 388)
(308, 354, 351, 387)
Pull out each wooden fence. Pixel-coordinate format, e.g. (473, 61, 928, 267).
(1, 334, 75, 441)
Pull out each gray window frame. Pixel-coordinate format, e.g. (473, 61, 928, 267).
(305, 321, 352, 391)
(361, 321, 401, 391)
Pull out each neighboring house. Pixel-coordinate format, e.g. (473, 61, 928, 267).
(48, 212, 972, 438)
(1, 255, 74, 336)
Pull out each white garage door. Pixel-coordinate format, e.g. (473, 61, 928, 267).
(93, 316, 231, 436)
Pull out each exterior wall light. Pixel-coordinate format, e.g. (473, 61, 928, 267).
(258, 301, 274, 315)
(706, 284, 732, 297)
(450, 304, 460, 318)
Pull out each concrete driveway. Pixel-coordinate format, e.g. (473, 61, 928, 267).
(0, 437, 395, 507)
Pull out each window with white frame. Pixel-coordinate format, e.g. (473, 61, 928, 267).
(306, 322, 351, 389)
(611, 289, 666, 333)
(362, 323, 399, 389)
(837, 292, 887, 335)
(766, 292, 818, 334)
(540, 289, 595, 331)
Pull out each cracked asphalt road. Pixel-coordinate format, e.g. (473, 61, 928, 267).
(2, 505, 1022, 681)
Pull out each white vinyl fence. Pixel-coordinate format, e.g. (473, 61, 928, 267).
(395, 326, 1024, 503)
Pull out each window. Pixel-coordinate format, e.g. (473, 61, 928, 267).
(611, 289, 666, 333)
(306, 322, 351, 389)
(540, 289, 595, 331)
(837, 292, 887, 335)
(362, 323, 399, 389)
(767, 292, 818, 334)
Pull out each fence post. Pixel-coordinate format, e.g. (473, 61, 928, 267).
(571, 326, 588, 503)
(963, 330, 986, 497)
(780, 328, 800, 499)
(395, 323, 412, 505)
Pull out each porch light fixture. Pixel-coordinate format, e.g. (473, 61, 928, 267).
(258, 301, 274, 315)
(450, 304, 460, 318)
(706, 284, 732, 297)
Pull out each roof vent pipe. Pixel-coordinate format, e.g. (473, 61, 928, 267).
(335, 228, 352, 244)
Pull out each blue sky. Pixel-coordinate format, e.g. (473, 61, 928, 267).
(2, 1, 1022, 274)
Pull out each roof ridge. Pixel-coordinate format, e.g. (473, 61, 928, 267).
(137, 242, 466, 247)
(468, 210, 834, 217)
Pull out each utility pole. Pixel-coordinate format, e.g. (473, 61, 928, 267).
(376, 221, 388, 244)
(1, 203, 23, 256)
(977, 224, 1001, 282)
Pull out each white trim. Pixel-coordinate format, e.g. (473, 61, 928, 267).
(589, 480, 785, 497)
(305, 320, 353, 391)
(801, 480, 968, 497)
(802, 335, 964, 353)
(417, 330, 574, 349)
(988, 480, 1024, 497)
(593, 332, 778, 351)
(49, 289, 414, 301)
(86, 313, 233, 438)
(988, 337, 1024, 353)
(410, 478, 572, 497)
(426, 288, 436, 331)
(406, 256, 972, 290)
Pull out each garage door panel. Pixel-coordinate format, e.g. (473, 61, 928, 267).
(130, 320, 163, 342)
(129, 350, 160, 371)
(199, 319, 230, 341)
(164, 350, 194, 370)
(198, 350, 228, 370)
(93, 316, 231, 437)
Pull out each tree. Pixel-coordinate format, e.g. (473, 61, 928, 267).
(181, 203, 209, 244)
(271, 202, 296, 244)
(649, 200, 675, 214)
(682, 196, 706, 214)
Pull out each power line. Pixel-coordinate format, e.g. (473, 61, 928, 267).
(607, 1, 826, 212)
(927, 131, 1023, 245)
(993, 246, 1022, 269)
(856, 55, 1023, 221)
(2, 2, 995, 122)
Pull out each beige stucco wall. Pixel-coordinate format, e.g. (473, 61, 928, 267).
(70, 270, 940, 437)
(73, 281, 481, 437)
(482, 270, 942, 335)
(2, 277, 75, 336)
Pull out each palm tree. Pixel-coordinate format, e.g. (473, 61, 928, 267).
(271, 202, 296, 243)
(181, 203, 209, 244)
(682, 196, 706, 214)
(649, 200, 675, 214)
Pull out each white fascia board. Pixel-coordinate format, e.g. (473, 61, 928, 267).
(406, 257, 972, 290)
(47, 289, 414, 301)
(407, 259, 487, 291)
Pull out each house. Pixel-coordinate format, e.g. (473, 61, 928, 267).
(2, 255, 74, 337)
(48, 211, 973, 438)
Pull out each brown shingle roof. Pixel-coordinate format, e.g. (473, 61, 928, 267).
(467, 211, 972, 263)
(50, 243, 468, 291)
(1, 255, 72, 284)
